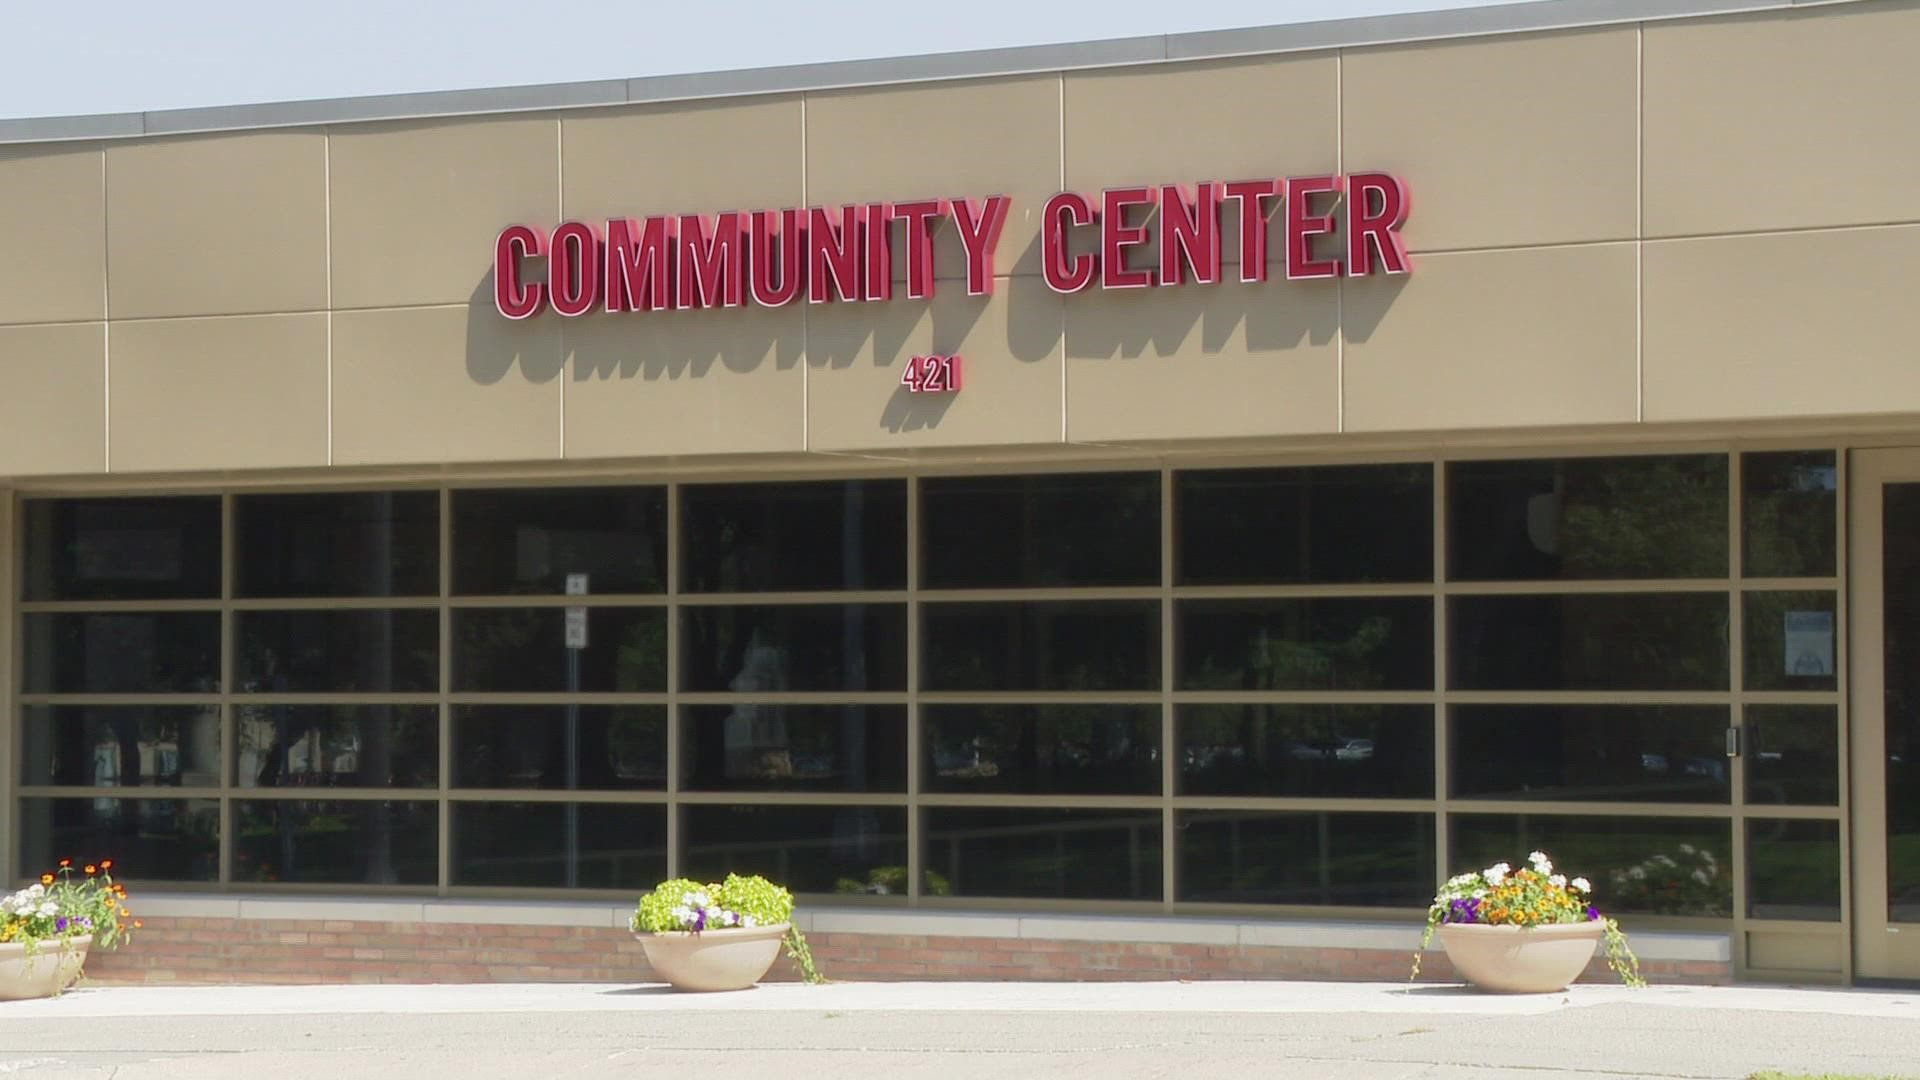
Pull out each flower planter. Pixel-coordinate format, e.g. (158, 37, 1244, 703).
(637, 922, 790, 992)
(0, 936, 91, 1001)
(1438, 921, 1602, 993)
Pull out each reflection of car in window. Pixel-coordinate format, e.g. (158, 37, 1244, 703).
(1333, 738, 1375, 761)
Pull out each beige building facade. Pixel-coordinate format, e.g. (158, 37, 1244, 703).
(1, 0, 1916, 985)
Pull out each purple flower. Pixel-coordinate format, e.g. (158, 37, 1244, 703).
(1444, 897, 1482, 924)
(1585, 905, 1600, 921)
(690, 908, 706, 932)
(54, 917, 67, 932)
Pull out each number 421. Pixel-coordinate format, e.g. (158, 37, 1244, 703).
(901, 355, 962, 394)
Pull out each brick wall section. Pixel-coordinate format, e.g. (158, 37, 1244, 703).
(81, 916, 1731, 986)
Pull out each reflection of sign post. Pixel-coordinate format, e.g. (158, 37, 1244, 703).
(563, 574, 588, 887)
(1784, 611, 1834, 678)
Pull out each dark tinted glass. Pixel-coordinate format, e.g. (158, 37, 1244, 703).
(23, 497, 221, 600)
(20, 705, 220, 787)
(1744, 590, 1838, 692)
(1882, 484, 1920, 922)
(233, 800, 437, 885)
(453, 705, 666, 790)
(453, 486, 665, 595)
(921, 472, 1159, 588)
(923, 705, 1160, 795)
(1452, 814, 1732, 917)
(1743, 451, 1837, 578)
(1449, 593, 1729, 691)
(1451, 705, 1730, 804)
(236, 491, 439, 598)
(1177, 811, 1435, 907)
(1178, 597, 1433, 691)
(453, 607, 666, 692)
(1449, 455, 1728, 580)
(1747, 818, 1841, 921)
(234, 705, 438, 788)
(680, 605, 907, 693)
(236, 610, 439, 693)
(681, 480, 906, 593)
(1746, 706, 1839, 807)
(925, 808, 1161, 901)
(22, 612, 221, 694)
(17, 797, 219, 882)
(452, 802, 666, 888)
(1178, 704, 1433, 798)
(1177, 464, 1433, 585)
(682, 805, 908, 895)
(682, 705, 906, 792)
(922, 601, 1160, 691)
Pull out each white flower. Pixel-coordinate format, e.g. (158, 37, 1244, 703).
(1653, 854, 1676, 868)
(686, 891, 710, 908)
(671, 905, 695, 926)
(37, 902, 57, 918)
(741, 915, 757, 929)
(1628, 867, 1647, 881)
(1691, 869, 1711, 885)
(1527, 851, 1553, 870)
(1549, 875, 1567, 888)
(1483, 862, 1511, 885)
(1571, 877, 1592, 894)
(1678, 843, 1696, 856)
(1470, 889, 1487, 899)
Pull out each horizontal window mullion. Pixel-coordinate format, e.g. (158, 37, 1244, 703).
(672, 791, 906, 807)
(446, 595, 668, 608)
(1441, 579, 1732, 594)
(1441, 691, 1734, 705)
(674, 590, 909, 606)
(916, 692, 1163, 705)
(1172, 583, 1436, 599)
(446, 789, 669, 803)
(915, 793, 1164, 810)
(1171, 796, 1437, 813)
(1444, 799, 1734, 817)
(916, 587, 1163, 604)
(229, 789, 440, 802)
(234, 693, 441, 705)
(18, 599, 225, 613)
(673, 692, 905, 706)
(1175, 691, 1437, 705)
(447, 692, 670, 706)
(18, 694, 225, 707)
(17, 785, 227, 800)
(228, 596, 441, 610)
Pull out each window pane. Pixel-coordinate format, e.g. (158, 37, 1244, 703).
(923, 601, 1160, 692)
(1744, 590, 1838, 692)
(1177, 464, 1433, 585)
(1746, 706, 1839, 807)
(1743, 451, 1837, 578)
(680, 605, 906, 693)
(234, 705, 438, 788)
(1178, 597, 1433, 691)
(681, 480, 905, 593)
(23, 497, 221, 601)
(452, 802, 666, 889)
(1747, 819, 1841, 922)
(1451, 705, 1730, 804)
(233, 800, 437, 885)
(18, 797, 220, 882)
(453, 705, 666, 790)
(682, 705, 906, 793)
(1177, 811, 1435, 907)
(453, 607, 666, 692)
(452, 486, 665, 595)
(923, 705, 1160, 795)
(1177, 704, 1433, 798)
(22, 612, 221, 694)
(1449, 455, 1728, 581)
(921, 472, 1159, 588)
(1449, 593, 1729, 691)
(236, 491, 439, 598)
(20, 705, 220, 787)
(1452, 814, 1732, 918)
(235, 610, 438, 693)
(682, 805, 908, 896)
(925, 808, 1162, 901)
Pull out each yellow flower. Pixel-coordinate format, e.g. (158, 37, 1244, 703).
(100, 860, 113, 871)
(39, 874, 53, 886)
(84, 865, 96, 875)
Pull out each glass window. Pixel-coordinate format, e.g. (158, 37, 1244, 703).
(925, 808, 1162, 901)
(236, 491, 439, 598)
(680, 605, 907, 693)
(1746, 706, 1839, 807)
(921, 472, 1159, 588)
(23, 497, 221, 601)
(452, 486, 665, 595)
(1451, 814, 1732, 917)
(1177, 705, 1433, 798)
(923, 705, 1160, 795)
(1177, 811, 1435, 907)
(922, 601, 1160, 692)
(1747, 819, 1841, 922)
(1742, 451, 1837, 578)
(1177, 597, 1433, 691)
(681, 705, 907, 793)
(453, 607, 666, 693)
(20, 705, 221, 788)
(17, 797, 219, 882)
(234, 705, 438, 788)
(681, 805, 908, 896)
(452, 802, 666, 889)
(1448, 455, 1728, 581)
(453, 705, 667, 790)
(1177, 464, 1432, 585)
(235, 610, 439, 693)
(1451, 706, 1731, 804)
(233, 800, 437, 885)
(22, 612, 221, 694)
(681, 480, 906, 593)
(1449, 593, 1729, 691)
(1744, 590, 1839, 692)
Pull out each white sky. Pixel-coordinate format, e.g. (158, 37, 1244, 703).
(4, 0, 1508, 120)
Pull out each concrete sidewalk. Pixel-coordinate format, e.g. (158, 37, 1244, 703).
(1, 980, 1917, 1078)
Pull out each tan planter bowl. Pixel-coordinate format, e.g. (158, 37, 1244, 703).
(637, 922, 789, 992)
(1437, 921, 1603, 993)
(0, 936, 91, 1001)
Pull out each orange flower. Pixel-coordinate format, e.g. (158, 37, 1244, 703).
(58, 859, 70, 868)
(100, 860, 112, 870)
(39, 874, 53, 886)
(84, 865, 96, 875)
(133, 921, 143, 929)
(119, 907, 129, 917)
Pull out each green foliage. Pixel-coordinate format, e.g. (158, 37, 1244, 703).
(631, 878, 710, 934)
(714, 873, 794, 927)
